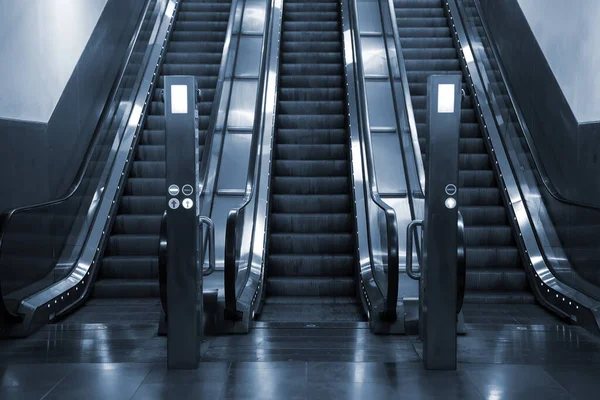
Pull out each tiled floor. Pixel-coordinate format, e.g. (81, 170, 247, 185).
(1, 302, 600, 399)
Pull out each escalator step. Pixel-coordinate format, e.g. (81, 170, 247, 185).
(262, 0, 360, 322)
(271, 177, 349, 194)
(259, 296, 363, 322)
(113, 215, 162, 233)
(271, 213, 352, 233)
(464, 291, 535, 304)
(271, 194, 351, 213)
(101, 256, 158, 279)
(269, 233, 354, 254)
(276, 129, 346, 145)
(274, 160, 348, 176)
(93, 279, 159, 298)
(268, 254, 354, 276)
(267, 276, 354, 297)
(466, 268, 528, 292)
(275, 144, 347, 160)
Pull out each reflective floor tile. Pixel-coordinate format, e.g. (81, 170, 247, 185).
(43, 363, 152, 400)
(544, 366, 600, 400)
(0, 387, 50, 400)
(131, 382, 226, 400)
(143, 362, 231, 385)
(465, 364, 572, 399)
(0, 364, 73, 389)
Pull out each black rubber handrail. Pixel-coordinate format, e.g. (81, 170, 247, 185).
(0, 0, 159, 322)
(465, 0, 600, 212)
(348, 0, 399, 321)
(224, 0, 275, 320)
(158, 211, 168, 316)
(456, 211, 466, 314)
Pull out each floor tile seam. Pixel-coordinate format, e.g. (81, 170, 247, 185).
(38, 367, 73, 400)
(461, 368, 500, 400)
(540, 368, 578, 399)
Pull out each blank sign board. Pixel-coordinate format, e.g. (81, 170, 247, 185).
(437, 83, 455, 113)
(171, 85, 188, 114)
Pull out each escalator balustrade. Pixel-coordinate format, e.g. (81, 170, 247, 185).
(94, 0, 232, 298)
(394, 0, 533, 304)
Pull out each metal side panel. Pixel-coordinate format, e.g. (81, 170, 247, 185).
(342, 0, 398, 331)
(207, 0, 267, 273)
(202, 0, 281, 334)
(232, 0, 282, 329)
(354, 0, 420, 330)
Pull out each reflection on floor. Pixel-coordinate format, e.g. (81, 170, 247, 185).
(1, 301, 600, 399)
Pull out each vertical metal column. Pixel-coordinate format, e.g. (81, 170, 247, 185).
(422, 74, 462, 370)
(164, 76, 201, 369)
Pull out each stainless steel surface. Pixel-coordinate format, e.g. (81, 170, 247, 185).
(227, 81, 259, 128)
(384, 0, 425, 196)
(201, 0, 269, 275)
(235, 36, 263, 78)
(0, 0, 108, 122)
(196, 0, 240, 211)
(446, 0, 600, 332)
(196, 0, 244, 270)
(223, 0, 281, 330)
(0, 0, 176, 335)
(378, 0, 427, 283)
(199, 217, 216, 277)
(241, 0, 267, 34)
(216, 132, 253, 192)
(345, 0, 402, 329)
(356, 0, 436, 327)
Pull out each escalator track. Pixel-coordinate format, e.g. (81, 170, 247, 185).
(259, 0, 364, 322)
(395, 0, 533, 304)
(93, 0, 232, 298)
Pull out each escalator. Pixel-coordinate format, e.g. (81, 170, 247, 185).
(94, 0, 232, 298)
(394, 0, 533, 304)
(259, 0, 364, 322)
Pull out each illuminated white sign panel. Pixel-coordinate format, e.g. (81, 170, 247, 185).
(171, 85, 188, 114)
(437, 83, 455, 113)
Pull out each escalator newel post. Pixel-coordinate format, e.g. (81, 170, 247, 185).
(163, 76, 202, 369)
(422, 74, 462, 371)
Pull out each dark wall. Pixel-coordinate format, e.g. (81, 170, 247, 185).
(0, 0, 145, 214)
(478, 0, 600, 205)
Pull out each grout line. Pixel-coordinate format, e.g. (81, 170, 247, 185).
(128, 365, 154, 400)
(39, 365, 75, 400)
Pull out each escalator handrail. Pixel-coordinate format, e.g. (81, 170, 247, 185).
(224, 0, 275, 319)
(385, 0, 426, 197)
(0, 0, 157, 225)
(197, 0, 240, 199)
(456, 210, 466, 314)
(348, 0, 399, 321)
(0, 0, 159, 321)
(467, 0, 600, 212)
